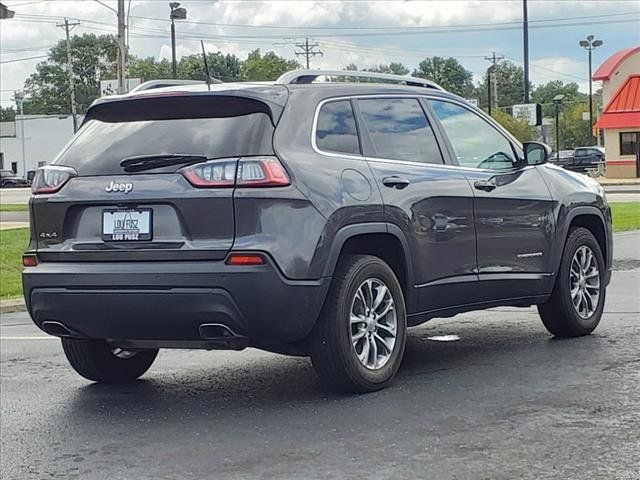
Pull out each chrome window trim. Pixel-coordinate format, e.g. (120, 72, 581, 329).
(310, 94, 524, 173)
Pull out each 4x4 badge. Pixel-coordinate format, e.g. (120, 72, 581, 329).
(105, 181, 133, 193)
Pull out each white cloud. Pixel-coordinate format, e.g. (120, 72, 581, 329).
(531, 57, 590, 92)
(0, 0, 635, 106)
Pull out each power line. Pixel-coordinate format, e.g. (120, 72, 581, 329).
(294, 37, 323, 69)
(0, 55, 47, 63)
(126, 9, 636, 31)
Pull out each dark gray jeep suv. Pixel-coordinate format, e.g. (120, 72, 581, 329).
(22, 70, 612, 392)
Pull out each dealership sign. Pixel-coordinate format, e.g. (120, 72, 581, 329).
(512, 103, 542, 126)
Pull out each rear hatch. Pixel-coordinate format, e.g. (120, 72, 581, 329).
(30, 91, 286, 261)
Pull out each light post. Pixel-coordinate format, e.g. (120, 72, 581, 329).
(553, 94, 564, 160)
(579, 35, 603, 144)
(169, 2, 187, 79)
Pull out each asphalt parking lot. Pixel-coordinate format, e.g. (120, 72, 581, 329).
(1, 232, 639, 480)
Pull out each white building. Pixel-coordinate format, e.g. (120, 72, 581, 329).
(0, 115, 82, 177)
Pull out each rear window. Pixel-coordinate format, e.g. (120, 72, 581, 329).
(53, 96, 275, 176)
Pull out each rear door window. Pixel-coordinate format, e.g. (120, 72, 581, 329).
(315, 100, 361, 155)
(358, 98, 443, 164)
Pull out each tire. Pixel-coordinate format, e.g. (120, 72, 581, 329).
(311, 254, 407, 393)
(61, 338, 158, 383)
(538, 227, 606, 337)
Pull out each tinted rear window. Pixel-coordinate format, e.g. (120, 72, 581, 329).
(315, 100, 360, 155)
(53, 96, 275, 176)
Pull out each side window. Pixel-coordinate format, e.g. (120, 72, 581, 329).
(429, 100, 517, 170)
(574, 149, 586, 157)
(315, 100, 361, 155)
(358, 98, 444, 164)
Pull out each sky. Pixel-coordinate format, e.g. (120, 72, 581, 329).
(1, 0, 639, 107)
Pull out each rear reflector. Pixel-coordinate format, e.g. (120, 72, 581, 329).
(22, 255, 38, 267)
(225, 253, 266, 266)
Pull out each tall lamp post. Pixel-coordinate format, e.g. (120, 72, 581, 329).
(169, 2, 187, 79)
(553, 94, 564, 161)
(579, 35, 603, 144)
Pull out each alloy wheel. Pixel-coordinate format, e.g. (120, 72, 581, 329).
(569, 245, 600, 319)
(350, 278, 397, 370)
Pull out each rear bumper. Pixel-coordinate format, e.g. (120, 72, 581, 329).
(23, 259, 330, 346)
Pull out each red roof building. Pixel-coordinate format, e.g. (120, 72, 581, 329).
(593, 47, 640, 178)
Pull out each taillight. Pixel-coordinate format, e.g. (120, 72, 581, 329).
(180, 157, 290, 188)
(22, 255, 38, 267)
(180, 158, 237, 188)
(237, 157, 290, 187)
(31, 165, 77, 194)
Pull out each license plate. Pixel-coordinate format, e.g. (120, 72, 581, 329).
(102, 209, 152, 241)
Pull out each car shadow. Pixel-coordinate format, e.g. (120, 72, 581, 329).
(62, 319, 612, 428)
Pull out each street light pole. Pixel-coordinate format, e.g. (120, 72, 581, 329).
(169, 2, 187, 79)
(579, 35, 603, 144)
(171, 16, 176, 78)
(553, 94, 564, 161)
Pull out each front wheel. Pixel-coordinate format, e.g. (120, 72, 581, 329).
(311, 255, 407, 393)
(538, 227, 606, 337)
(61, 338, 158, 383)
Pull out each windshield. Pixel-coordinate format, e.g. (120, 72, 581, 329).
(52, 97, 276, 176)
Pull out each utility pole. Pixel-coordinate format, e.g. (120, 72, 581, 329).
(295, 37, 323, 69)
(117, 0, 126, 93)
(484, 52, 503, 115)
(523, 0, 530, 103)
(14, 92, 26, 176)
(57, 18, 79, 132)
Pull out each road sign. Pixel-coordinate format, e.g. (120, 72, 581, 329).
(100, 78, 143, 96)
(512, 103, 542, 126)
(466, 98, 479, 107)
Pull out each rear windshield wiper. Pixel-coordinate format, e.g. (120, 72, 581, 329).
(120, 154, 208, 173)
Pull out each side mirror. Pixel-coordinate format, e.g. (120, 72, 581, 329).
(523, 141, 551, 166)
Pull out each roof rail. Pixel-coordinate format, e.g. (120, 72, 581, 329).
(276, 69, 444, 90)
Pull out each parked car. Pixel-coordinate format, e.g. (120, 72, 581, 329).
(0, 169, 30, 188)
(22, 70, 613, 393)
(553, 147, 605, 173)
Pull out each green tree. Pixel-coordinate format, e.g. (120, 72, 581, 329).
(241, 49, 300, 81)
(0, 106, 15, 122)
(532, 80, 587, 117)
(128, 56, 172, 82)
(364, 63, 410, 75)
(556, 101, 591, 149)
(177, 52, 242, 81)
(343, 63, 358, 71)
(23, 33, 118, 114)
(477, 60, 532, 109)
(412, 56, 474, 97)
(491, 109, 536, 143)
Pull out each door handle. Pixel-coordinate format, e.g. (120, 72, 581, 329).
(474, 180, 497, 192)
(382, 176, 410, 189)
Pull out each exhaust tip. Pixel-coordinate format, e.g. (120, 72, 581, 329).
(198, 323, 248, 350)
(41, 321, 75, 337)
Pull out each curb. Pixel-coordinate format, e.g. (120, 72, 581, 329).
(0, 299, 26, 314)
